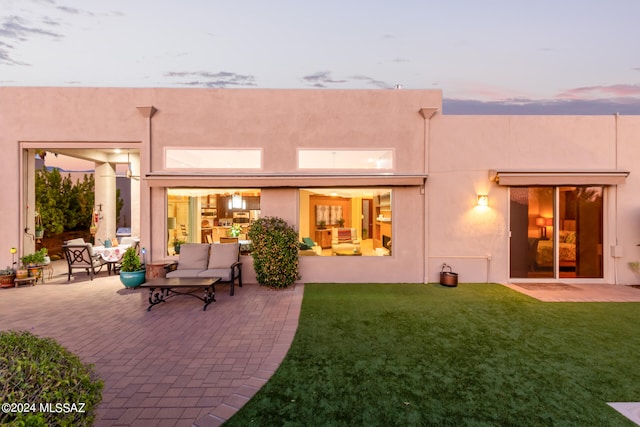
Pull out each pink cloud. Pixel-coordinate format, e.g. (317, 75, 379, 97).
(446, 81, 529, 102)
(556, 84, 640, 100)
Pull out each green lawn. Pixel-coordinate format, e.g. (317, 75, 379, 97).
(225, 283, 640, 426)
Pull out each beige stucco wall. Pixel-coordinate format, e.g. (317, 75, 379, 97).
(1, 87, 439, 284)
(2, 87, 640, 285)
(429, 114, 640, 284)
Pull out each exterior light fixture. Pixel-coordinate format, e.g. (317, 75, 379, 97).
(477, 194, 488, 206)
(10, 247, 17, 267)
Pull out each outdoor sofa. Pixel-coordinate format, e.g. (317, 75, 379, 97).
(165, 242, 242, 296)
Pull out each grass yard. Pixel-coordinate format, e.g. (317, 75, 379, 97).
(225, 283, 640, 426)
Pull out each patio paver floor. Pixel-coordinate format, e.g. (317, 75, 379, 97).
(0, 260, 303, 426)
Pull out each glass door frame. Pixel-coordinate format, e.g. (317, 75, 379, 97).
(508, 185, 607, 282)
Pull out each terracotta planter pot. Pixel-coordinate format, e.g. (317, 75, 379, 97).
(28, 266, 43, 280)
(16, 269, 28, 279)
(0, 274, 16, 288)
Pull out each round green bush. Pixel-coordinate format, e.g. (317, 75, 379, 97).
(248, 216, 301, 288)
(0, 330, 103, 426)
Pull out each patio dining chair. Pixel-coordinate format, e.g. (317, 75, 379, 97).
(62, 243, 107, 281)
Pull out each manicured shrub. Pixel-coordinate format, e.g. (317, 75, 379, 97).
(0, 330, 103, 426)
(248, 216, 301, 288)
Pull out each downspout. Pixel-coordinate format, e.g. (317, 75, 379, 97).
(614, 112, 619, 285)
(136, 106, 156, 261)
(419, 108, 438, 283)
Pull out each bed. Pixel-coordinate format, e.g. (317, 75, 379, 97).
(534, 220, 576, 269)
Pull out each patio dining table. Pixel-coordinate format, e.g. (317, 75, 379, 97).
(92, 244, 131, 274)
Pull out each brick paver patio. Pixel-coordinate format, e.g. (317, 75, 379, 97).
(0, 261, 303, 426)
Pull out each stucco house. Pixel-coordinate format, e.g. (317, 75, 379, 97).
(2, 87, 639, 285)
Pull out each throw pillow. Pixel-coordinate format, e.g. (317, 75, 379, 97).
(302, 237, 315, 247)
(177, 244, 210, 270)
(85, 243, 95, 256)
(337, 229, 352, 242)
(65, 238, 85, 245)
(209, 242, 238, 269)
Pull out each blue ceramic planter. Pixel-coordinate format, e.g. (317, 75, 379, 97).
(120, 270, 146, 288)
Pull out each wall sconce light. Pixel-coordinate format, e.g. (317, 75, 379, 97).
(536, 217, 548, 238)
(477, 194, 489, 206)
(10, 247, 16, 267)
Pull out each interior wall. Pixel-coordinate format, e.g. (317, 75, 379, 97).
(299, 190, 311, 237)
(308, 195, 352, 235)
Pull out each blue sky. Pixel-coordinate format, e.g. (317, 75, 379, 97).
(1, 0, 640, 114)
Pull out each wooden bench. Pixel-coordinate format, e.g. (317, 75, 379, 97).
(14, 277, 37, 287)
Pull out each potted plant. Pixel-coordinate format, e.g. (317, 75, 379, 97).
(16, 266, 28, 279)
(173, 238, 185, 254)
(0, 266, 16, 288)
(21, 249, 47, 280)
(119, 247, 145, 288)
(337, 217, 345, 228)
(229, 223, 242, 237)
(35, 224, 44, 239)
(41, 247, 50, 265)
(318, 220, 326, 230)
(20, 250, 45, 267)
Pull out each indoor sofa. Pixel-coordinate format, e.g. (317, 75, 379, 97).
(165, 242, 242, 296)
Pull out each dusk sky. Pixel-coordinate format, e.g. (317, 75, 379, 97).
(2, 0, 640, 114)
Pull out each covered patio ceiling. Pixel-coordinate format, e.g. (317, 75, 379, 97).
(47, 148, 139, 166)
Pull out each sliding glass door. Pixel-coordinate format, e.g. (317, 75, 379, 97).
(510, 186, 603, 279)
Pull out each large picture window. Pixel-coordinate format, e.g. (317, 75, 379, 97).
(298, 188, 392, 257)
(167, 188, 260, 255)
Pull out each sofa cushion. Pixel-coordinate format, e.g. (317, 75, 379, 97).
(299, 241, 311, 250)
(208, 243, 238, 269)
(166, 269, 202, 278)
(177, 244, 210, 270)
(85, 242, 96, 257)
(302, 237, 315, 247)
(198, 268, 232, 281)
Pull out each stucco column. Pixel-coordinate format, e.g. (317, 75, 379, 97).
(128, 152, 141, 239)
(94, 162, 117, 243)
(22, 148, 37, 256)
(419, 108, 438, 283)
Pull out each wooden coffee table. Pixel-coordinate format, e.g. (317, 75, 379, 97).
(139, 277, 219, 311)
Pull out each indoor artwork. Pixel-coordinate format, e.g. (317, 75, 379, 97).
(316, 205, 343, 226)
